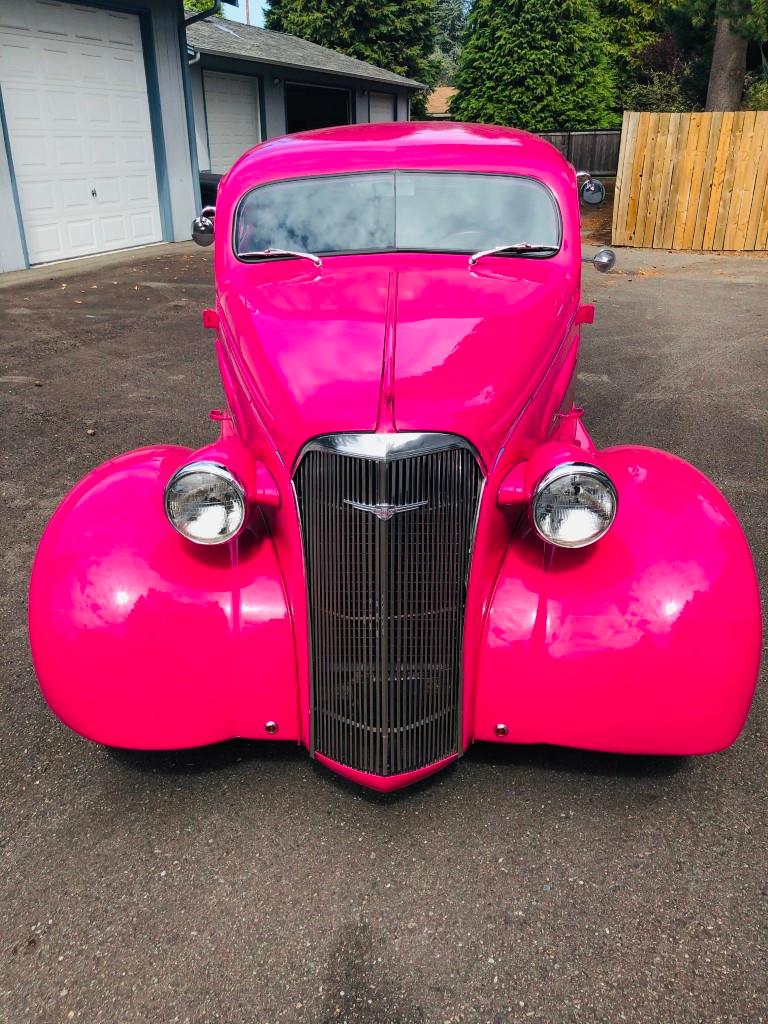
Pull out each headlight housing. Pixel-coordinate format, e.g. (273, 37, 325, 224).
(531, 463, 617, 548)
(164, 461, 246, 545)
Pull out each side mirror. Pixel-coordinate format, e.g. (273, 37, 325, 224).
(192, 205, 216, 247)
(585, 248, 616, 273)
(577, 172, 606, 207)
(580, 178, 606, 206)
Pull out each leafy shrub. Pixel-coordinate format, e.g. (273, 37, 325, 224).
(744, 73, 768, 109)
(624, 67, 701, 111)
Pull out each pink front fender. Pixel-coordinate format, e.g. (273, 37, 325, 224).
(473, 447, 761, 754)
(29, 446, 299, 749)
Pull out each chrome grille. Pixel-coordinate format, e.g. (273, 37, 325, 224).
(294, 434, 483, 776)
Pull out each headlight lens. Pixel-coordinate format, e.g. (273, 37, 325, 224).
(164, 461, 246, 545)
(531, 463, 617, 548)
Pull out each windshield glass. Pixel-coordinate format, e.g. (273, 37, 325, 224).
(234, 171, 561, 258)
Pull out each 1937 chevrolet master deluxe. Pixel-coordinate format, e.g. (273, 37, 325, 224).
(29, 123, 761, 791)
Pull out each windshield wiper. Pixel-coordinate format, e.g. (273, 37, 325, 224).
(469, 243, 558, 266)
(239, 247, 322, 268)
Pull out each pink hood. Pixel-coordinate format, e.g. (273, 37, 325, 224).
(219, 254, 578, 468)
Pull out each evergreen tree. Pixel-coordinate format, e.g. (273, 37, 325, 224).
(451, 0, 618, 130)
(596, 0, 663, 99)
(629, 5, 715, 110)
(265, 0, 439, 113)
(668, 1, 768, 108)
(433, 0, 469, 84)
(184, 0, 221, 14)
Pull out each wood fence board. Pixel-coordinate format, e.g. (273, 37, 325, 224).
(612, 110, 768, 251)
(626, 112, 651, 245)
(713, 113, 744, 249)
(756, 178, 768, 249)
(683, 113, 715, 249)
(672, 112, 703, 249)
(652, 113, 680, 247)
(691, 111, 722, 250)
(728, 111, 758, 249)
(745, 116, 768, 249)
(624, 113, 651, 245)
(642, 112, 671, 247)
(632, 112, 661, 245)
(537, 131, 622, 176)
(702, 111, 734, 249)
(612, 111, 636, 245)
(661, 114, 691, 249)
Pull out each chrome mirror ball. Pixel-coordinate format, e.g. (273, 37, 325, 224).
(192, 205, 216, 247)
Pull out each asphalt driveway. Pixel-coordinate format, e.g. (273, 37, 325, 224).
(1, 243, 766, 1024)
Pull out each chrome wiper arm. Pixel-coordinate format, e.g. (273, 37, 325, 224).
(239, 247, 322, 268)
(468, 243, 558, 266)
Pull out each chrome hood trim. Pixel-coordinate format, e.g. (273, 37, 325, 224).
(295, 431, 482, 469)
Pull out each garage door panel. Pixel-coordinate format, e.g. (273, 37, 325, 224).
(369, 92, 396, 123)
(1, 40, 37, 78)
(123, 173, 154, 203)
(17, 178, 58, 213)
(25, 223, 62, 261)
(0, 0, 162, 263)
(61, 179, 91, 208)
(0, 5, 34, 31)
(42, 44, 73, 81)
(85, 92, 112, 124)
(52, 5, 105, 40)
(6, 131, 45, 171)
(100, 215, 128, 245)
(80, 49, 111, 84)
(67, 219, 97, 250)
(2, 85, 42, 127)
(50, 90, 79, 122)
(58, 135, 90, 169)
(117, 95, 145, 127)
(93, 176, 121, 206)
(104, 12, 142, 48)
(127, 211, 156, 240)
(112, 51, 144, 88)
(120, 135, 154, 168)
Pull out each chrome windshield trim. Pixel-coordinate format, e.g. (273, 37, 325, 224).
(294, 432, 482, 470)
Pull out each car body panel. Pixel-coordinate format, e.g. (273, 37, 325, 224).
(474, 446, 761, 753)
(29, 446, 300, 748)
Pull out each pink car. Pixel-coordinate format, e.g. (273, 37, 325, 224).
(29, 123, 761, 792)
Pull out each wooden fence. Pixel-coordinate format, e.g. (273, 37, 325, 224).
(537, 130, 621, 176)
(612, 110, 768, 250)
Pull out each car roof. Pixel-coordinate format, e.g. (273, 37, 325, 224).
(226, 122, 573, 188)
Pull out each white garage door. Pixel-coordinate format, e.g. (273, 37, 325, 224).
(204, 71, 261, 175)
(0, 0, 162, 264)
(369, 92, 396, 123)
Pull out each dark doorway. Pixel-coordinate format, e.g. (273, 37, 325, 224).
(285, 83, 352, 134)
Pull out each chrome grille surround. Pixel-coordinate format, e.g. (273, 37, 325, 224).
(294, 433, 484, 776)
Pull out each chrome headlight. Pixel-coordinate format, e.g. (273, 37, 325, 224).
(531, 463, 617, 548)
(164, 461, 246, 545)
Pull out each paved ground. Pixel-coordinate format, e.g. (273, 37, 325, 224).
(1, 242, 766, 1024)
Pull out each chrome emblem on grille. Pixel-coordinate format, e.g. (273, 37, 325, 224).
(344, 499, 428, 521)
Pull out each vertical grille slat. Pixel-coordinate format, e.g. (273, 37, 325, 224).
(295, 435, 483, 777)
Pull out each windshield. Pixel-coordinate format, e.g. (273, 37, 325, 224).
(234, 171, 561, 258)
